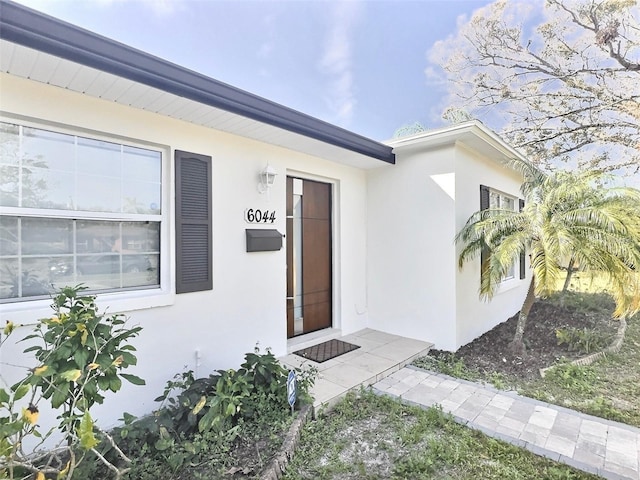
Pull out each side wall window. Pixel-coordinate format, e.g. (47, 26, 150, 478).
(479, 184, 525, 283)
(175, 150, 212, 293)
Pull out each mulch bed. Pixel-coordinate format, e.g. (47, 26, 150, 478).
(430, 296, 618, 381)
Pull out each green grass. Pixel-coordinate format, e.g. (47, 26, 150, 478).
(519, 274, 640, 427)
(283, 391, 598, 480)
(518, 315, 640, 427)
(417, 271, 640, 427)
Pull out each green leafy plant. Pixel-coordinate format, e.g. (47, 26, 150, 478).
(583, 396, 629, 424)
(107, 347, 317, 476)
(544, 362, 596, 394)
(0, 285, 144, 479)
(556, 327, 608, 354)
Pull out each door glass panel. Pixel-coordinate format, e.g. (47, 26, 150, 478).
(293, 191, 303, 335)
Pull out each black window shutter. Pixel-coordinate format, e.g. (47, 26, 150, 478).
(480, 185, 490, 281)
(175, 150, 212, 293)
(519, 198, 526, 279)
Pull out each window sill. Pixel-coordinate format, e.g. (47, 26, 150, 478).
(0, 288, 175, 325)
(496, 277, 523, 295)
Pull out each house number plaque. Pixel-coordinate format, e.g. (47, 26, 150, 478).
(245, 208, 277, 224)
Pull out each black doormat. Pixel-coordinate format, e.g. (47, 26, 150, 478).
(294, 339, 360, 363)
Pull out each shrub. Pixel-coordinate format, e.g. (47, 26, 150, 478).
(556, 327, 608, 354)
(105, 347, 317, 476)
(0, 285, 144, 480)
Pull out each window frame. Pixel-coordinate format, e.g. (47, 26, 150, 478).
(0, 115, 173, 310)
(480, 185, 523, 285)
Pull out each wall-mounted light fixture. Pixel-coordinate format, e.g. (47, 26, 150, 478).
(258, 163, 278, 194)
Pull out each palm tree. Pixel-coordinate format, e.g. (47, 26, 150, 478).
(456, 160, 640, 354)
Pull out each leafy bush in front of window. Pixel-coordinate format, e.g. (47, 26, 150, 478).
(0, 285, 144, 479)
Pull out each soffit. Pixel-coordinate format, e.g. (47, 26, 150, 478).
(0, 40, 388, 170)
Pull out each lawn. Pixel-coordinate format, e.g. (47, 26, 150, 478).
(413, 272, 640, 427)
(282, 390, 597, 480)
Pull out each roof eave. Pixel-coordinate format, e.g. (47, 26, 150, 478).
(387, 120, 527, 171)
(0, 0, 395, 164)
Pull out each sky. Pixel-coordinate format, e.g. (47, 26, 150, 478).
(11, 0, 492, 142)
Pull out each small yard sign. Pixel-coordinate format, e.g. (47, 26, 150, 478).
(287, 370, 297, 413)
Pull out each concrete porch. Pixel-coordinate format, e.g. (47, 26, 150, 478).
(280, 329, 433, 409)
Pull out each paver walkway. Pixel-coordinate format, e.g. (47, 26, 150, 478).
(374, 366, 640, 480)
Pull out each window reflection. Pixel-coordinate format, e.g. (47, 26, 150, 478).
(0, 122, 162, 213)
(0, 217, 160, 301)
(0, 121, 163, 302)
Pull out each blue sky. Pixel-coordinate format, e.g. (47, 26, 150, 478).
(13, 0, 491, 141)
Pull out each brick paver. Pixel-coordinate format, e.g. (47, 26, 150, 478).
(373, 366, 640, 480)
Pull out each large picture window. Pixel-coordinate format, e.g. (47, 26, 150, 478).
(0, 121, 162, 302)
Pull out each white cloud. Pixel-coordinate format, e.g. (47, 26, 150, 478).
(257, 13, 277, 60)
(85, 0, 184, 17)
(318, 1, 362, 127)
(112, 0, 184, 17)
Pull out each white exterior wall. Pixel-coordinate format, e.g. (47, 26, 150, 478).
(454, 143, 529, 348)
(0, 75, 369, 426)
(367, 137, 528, 352)
(366, 145, 458, 350)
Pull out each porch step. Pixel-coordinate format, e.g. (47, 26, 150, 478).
(279, 328, 433, 410)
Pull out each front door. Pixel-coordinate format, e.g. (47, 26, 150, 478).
(286, 177, 332, 338)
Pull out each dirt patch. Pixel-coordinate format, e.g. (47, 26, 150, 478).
(429, 295, 618, 381)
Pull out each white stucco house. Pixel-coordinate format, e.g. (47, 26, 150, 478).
(0, 1, 529, 425)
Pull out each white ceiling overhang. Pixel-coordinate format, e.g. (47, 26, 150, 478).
(0, 2, 395, 170)
(387, 121, 527, 175)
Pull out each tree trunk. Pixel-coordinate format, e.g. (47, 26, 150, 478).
(562, 257, 576, 293)
(509, 275, 536, 355)
(560, 257, 576, 307)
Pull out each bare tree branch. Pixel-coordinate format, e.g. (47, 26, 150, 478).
(429, 0, 640, 179)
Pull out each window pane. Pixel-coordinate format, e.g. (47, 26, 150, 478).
(0, 123, 20, 167)
(0, 257, 18, 299)
(76, 221, 120, 253)
(76, 173, 122, 212)
(21, 258, 56, 298)
(0, 165, 19, 207)
(9, 126, 161, 213)
(122, 253, 158, 287)
(505, 262, 516, 280)
(21, 167, 75, 209)
(490, 192, 500, 209)
(77, 137, 122, 177)
(22, 127, 75, 209)
(0, 257, 55, 300)
(122, 180, 161, 214)
(23, 127, 75, 172)
(123, 146, 161, 182)
(503, 196, 515, 211)
(22, 217, 73, 255)
(49, 255, 77, 283)
(120, 222, 160, 252)
(122, 147, 161, 213)
(0, 216, 18, 256)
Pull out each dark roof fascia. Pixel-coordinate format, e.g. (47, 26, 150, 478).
(0, 0, 394, 164)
